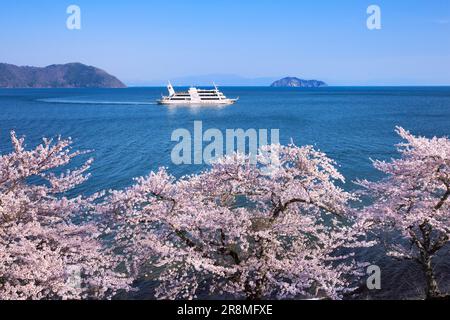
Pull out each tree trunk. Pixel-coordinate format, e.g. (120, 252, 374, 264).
(416, 221, 442, 299)
(422, 256, 441, 299)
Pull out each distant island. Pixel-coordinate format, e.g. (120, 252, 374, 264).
(270, 77, 327, 88)
(0, 63, 126, 88)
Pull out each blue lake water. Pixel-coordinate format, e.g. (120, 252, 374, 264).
(1, 86, 450, 299)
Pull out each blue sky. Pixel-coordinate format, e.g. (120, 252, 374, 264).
(0, 0, 449, 85)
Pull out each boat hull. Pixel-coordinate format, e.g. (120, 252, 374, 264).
(157, 99, 238, 105)
(157, 82, 238, 105)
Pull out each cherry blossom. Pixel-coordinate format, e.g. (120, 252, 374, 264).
(357, 127, 450, 298)
(0, 132, 131, 300)
(102, 144, 373, 300)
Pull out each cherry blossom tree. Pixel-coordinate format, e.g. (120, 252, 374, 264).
(0, 132, 131, 300)
(102, 144, 373, 300)
(357, 127, 450, 299)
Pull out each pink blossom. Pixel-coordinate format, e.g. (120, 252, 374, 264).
(0, 132, 131, 300)
(102, 143, 373, 300)
(357, 127, 450, 298)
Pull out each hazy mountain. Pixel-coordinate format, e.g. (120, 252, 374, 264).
(128, 74, 279, 87)
(0, 63, 126, 88)
(270, 77, 327, 88)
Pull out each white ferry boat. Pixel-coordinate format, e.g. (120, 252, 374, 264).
(157, 82, 238, 105)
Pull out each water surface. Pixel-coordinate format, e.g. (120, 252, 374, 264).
(1, 86, 449, 299)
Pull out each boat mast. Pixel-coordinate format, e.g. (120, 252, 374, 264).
(167, 81, 175, 96)
(213, 82, 222, 100)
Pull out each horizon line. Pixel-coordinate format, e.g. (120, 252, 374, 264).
(125, 84, 450, 88)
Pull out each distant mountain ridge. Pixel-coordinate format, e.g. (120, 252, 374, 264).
(130, 74, 279, 87)
(271, 77, 327, 88)
(0, 63, 126, 88)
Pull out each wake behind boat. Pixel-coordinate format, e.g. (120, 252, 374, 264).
(157, 82, 238, 105)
